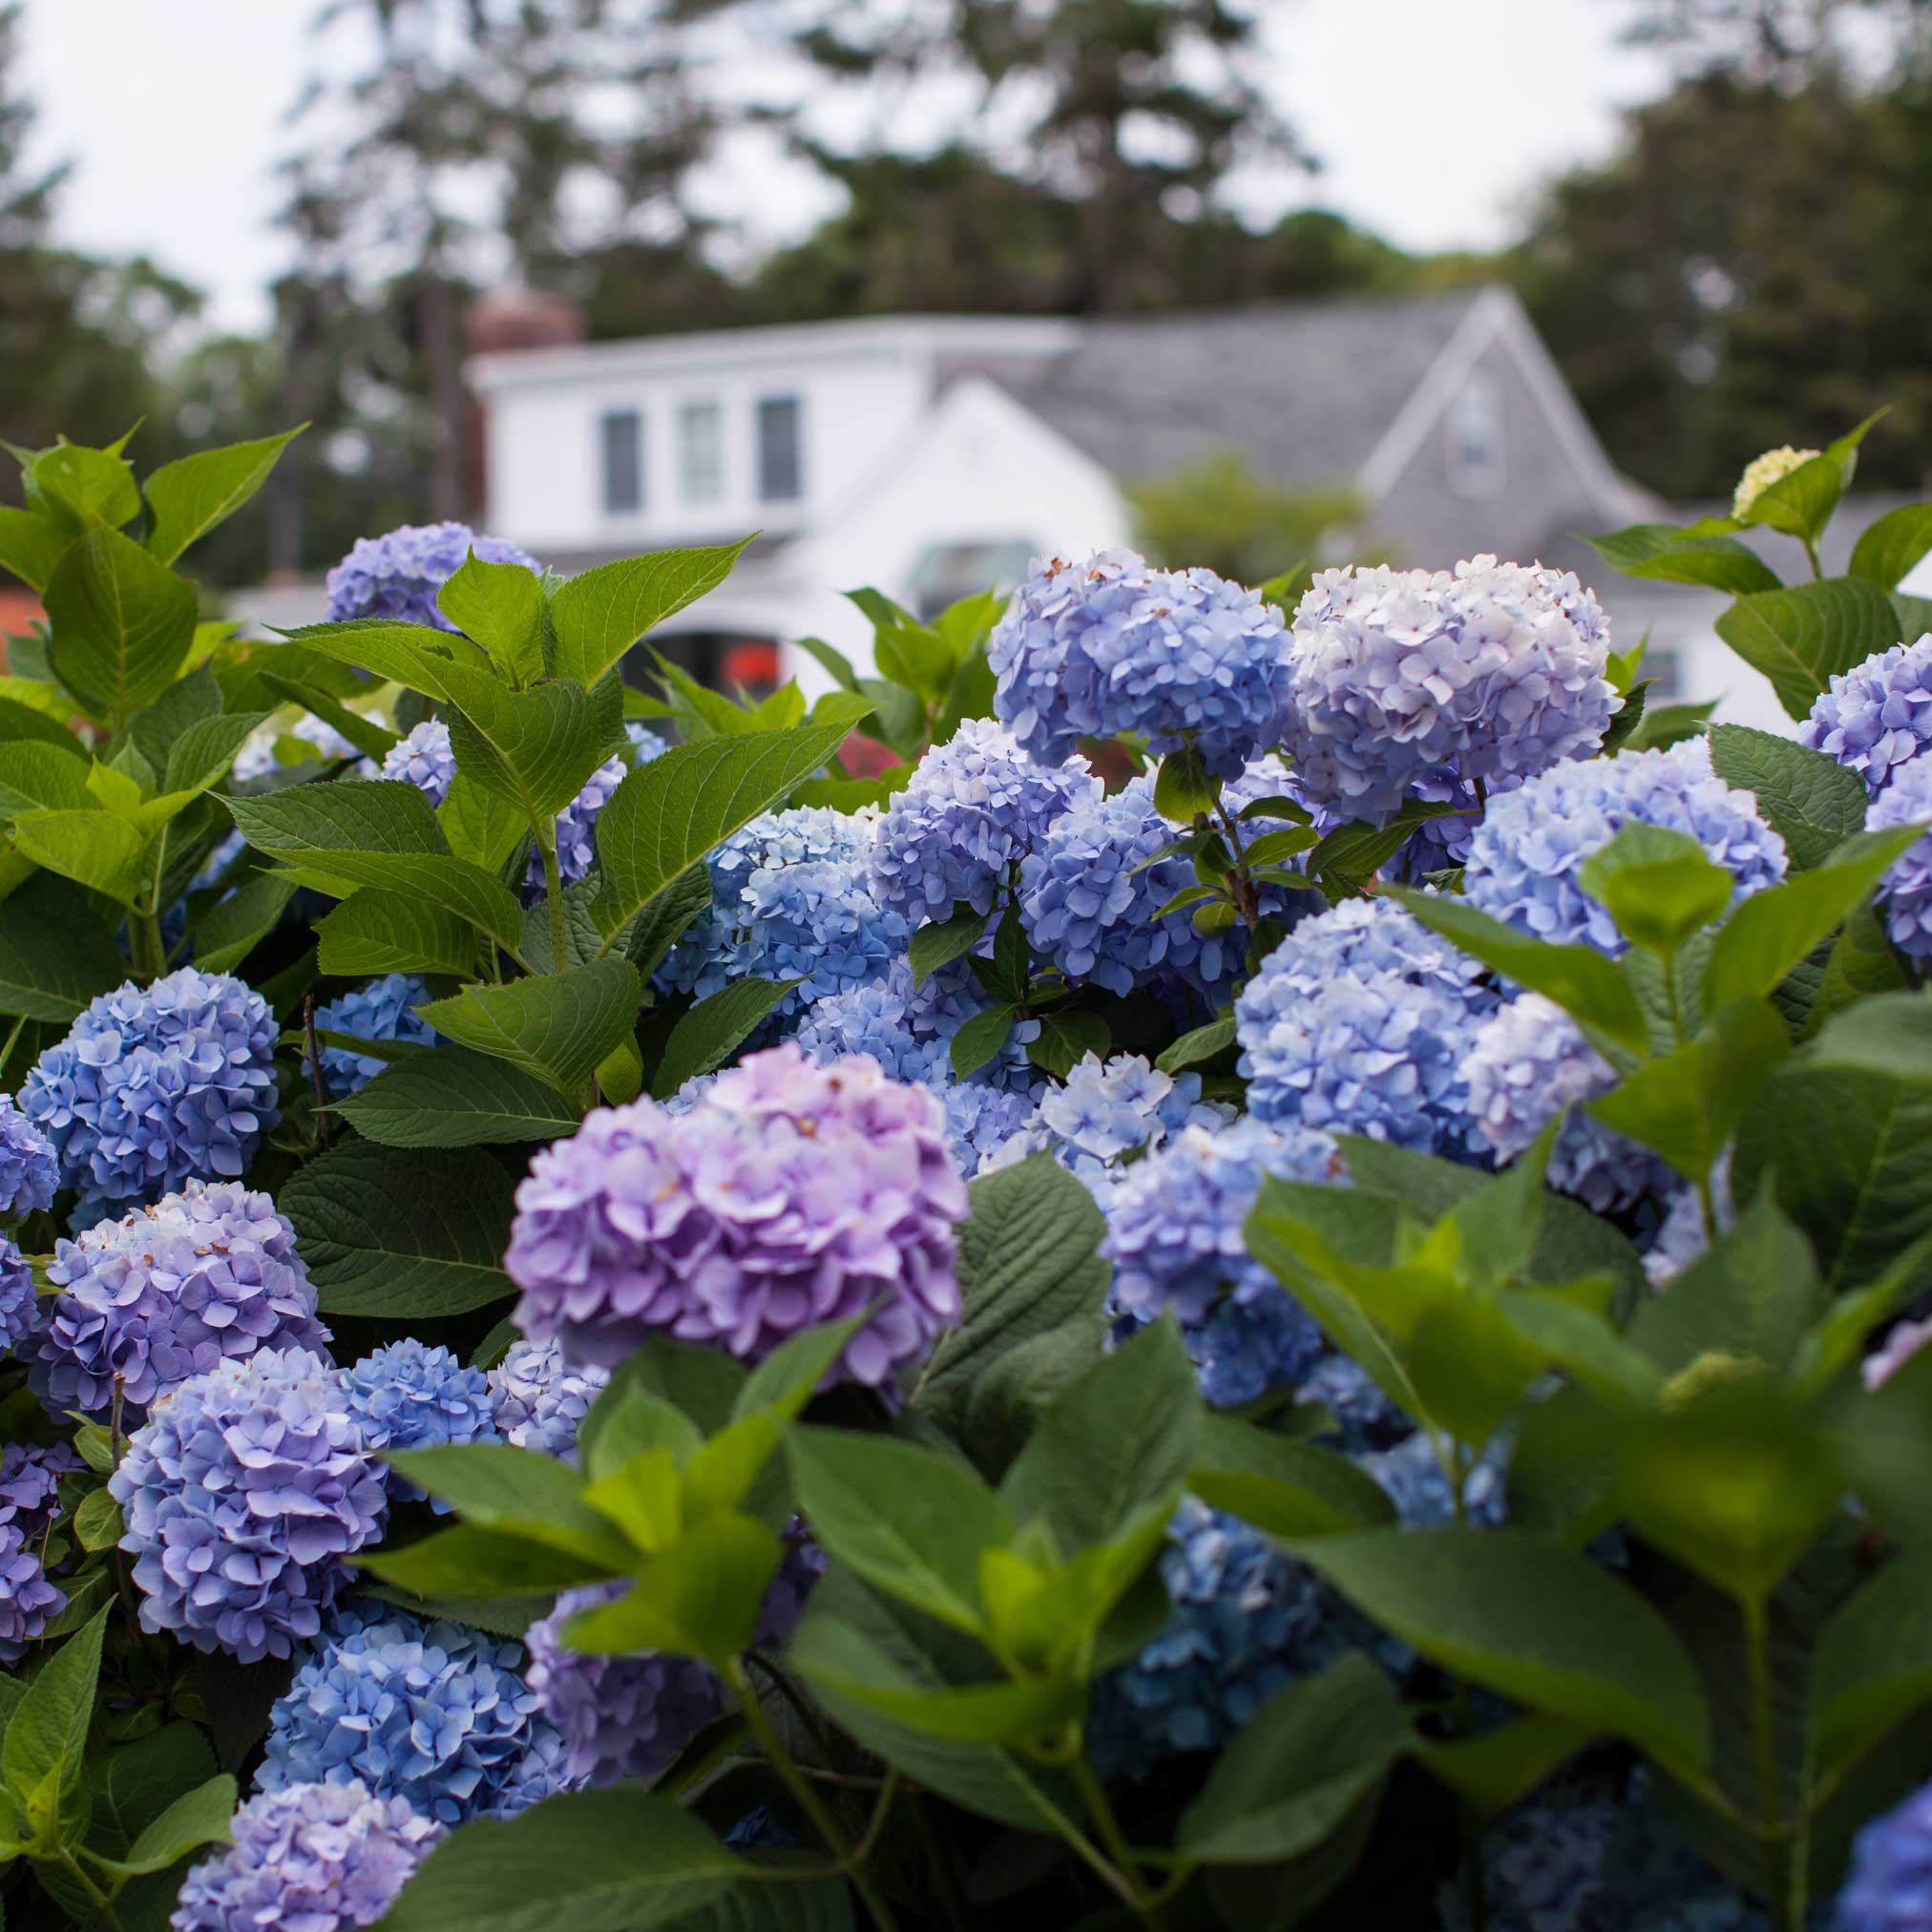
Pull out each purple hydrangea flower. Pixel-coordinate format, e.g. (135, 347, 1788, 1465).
(1463, 740, 1788, 955)
(31, 1180, 331, 1422)
(1299, 1353, 1412, 1455)
(1460, 993, 1675, 1212)
(21, 967, 281, 1225)
(525, 736, 669, 898)
(0, 1440, 78, 1530)
(940, 1082, 1041, 1178)
(1644, 1163, 1733, 1288)
(991, 549, 1292, 777)
(0, 1522, 62, 1662)
(507, 1043, 968, 1385)
(1864, 1315, 1932, 1392)
(261, 1603, 570, 1823)
(0, 1235, 33, 1356)
(1286, 556, 1619, 820)
(110, 1347, 388, 1662)
(315, 974, 438, 1098)
(0, 1091, 57, 1220)
(340, 1341, 499, 1507)
(1838, 1774, 1932, 1932)
(325, 521, 540, 630)
(171, 1779, 441, 1932)
(1801, 634, 1932, 792)
(1361, 1430, 1508, 1528)
(872, 719, 1101, 928)
(1235, 896, 1499, 1152)
(1867, 753, 1932, 966)
(486, 1338, 608, 1461)
(1103, 1119, 1338, 1407)
(379, 720, 457, 807)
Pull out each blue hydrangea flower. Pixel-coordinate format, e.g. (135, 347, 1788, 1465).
(171, 1779, 441, 1932)
(379, 720, 457, 806)
(872, 718, 1101, 928)
(991, 549, 1292, 777)
(940, 1082, 1040, 1178)
(0, 1522, 62, 1663)
(1867, 753, 1932, 967)
(110, 1348, 388, 1662)
(0, 1092, 57, 1220)
(1299, 1354, 1412, 1454)
(261, 1603, 570, 1824)
(524, 1581, 724, 1785)
(315, 975, 439, 1098)
(1801, 634, 1932, 792)
(1460, 993, 1675, 1212)
(0, 1236, 33, 1356)
(325, 521, 539, 629)
(667, 807, 910, 1026)
(0, 1440, 77, 1530)
(1103, 1119, 1338, 1407)
(232, 714, 381, 786)
(32, 1180, 331, 1422)
(21, 967, 281, 1225)
(526, 726, 669, 897)
(1235, 896, 1498, 1153)
(1644, 1159, 1734, 1288)
(1838, 1773, 1932, 1932)
(1463, 740, 1788, 954)
(486, 1338, 608, 1461)
(1438, 1765, 1625, 1932)
(1286, 556, 1619, 820)
(340, 1341, 499, 1507)
(1360, 1430, 1508, 1528)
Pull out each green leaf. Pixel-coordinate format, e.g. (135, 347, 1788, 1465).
(591, 704, 872, 940)
(1714, 578, 1912, 722)
(383, 1444, 620, 1555)
(1152, 746, 1219, 823)
(164, 710, 273, 797)
(1707, 724, 1870, 870)
(279, 852, 528, 952)
(950, 1003, 1015, 1080)
(1156, 1014, 1237, 1074)
(1000, 1320, 1196, 1551)
(143, 429, 304, 566)
(280, 1142, 516, 1317)
(331, 1047, 579, 1147)
(72, 1486, 122, 1553)
(437, 551, 546, 686)
(123, 663, 220, 773)
(1577, 824, 1733, 954)
(274, 618, 487, 702)
(371, 1787, 745, 1932)
(45, 527, 199, 723)
(1586, 521, 1782, 596)
(2, 1601, 109, 1834)
(787, 1640, 1081, 1746)
(1175, 1654, 1407, 1864)
(1413, 1712, 1598, 1820)
(1190, 1416, 1396, 1537)
(564, 1514, 782, 1661)
(733, 1312, 874, 1426)
(439, 665, 621, 825)
(1812, 1544, 1932, 1778)
(1025, 1009, 1109, 1080)
(0, 504, 74, 592)
(228, 777, 448, 856)
(91, 1724, 219, 1857)
(650, 977, 798, 1100)
(31, 437, 139, 532)
(549, 539, 756, 688)
(1292, 1528, 1710, 1778)
(1739, 414, 1883, 543)
(614, 861, 711, 978)
(359, 1524, 609, 1602)
(417, 959, 641, 1097)
(10, 807, 146, 904)
(1848, 504, 1932, 590)
(0, 695, 85, 758)
(258, 674, 400, 764)
(315, 892, 481, 978)
(1311, 801, 1463, 890)
(439, 772, 533, 873)
(99, 1773, 237, 1876)
(0, 742, 96, 812)
(1803, 900, 1910, 1040)
(909, 905, 989, 986)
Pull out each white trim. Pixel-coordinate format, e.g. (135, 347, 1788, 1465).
(1356, 289, 1511, 497)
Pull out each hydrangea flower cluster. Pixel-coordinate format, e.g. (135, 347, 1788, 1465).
(1285, 556, 1618, 820)
(172, 1779, 441, 1932)
(506, 1044, 967, 1385)
(0, 1091, 57, 1219)
(528, 726, 669, 895)
(486, 1338, 608, 1460)
(0, 1237, 33, 1356)
(1863, 1315, 1932, 1392)
(232, 713, 379, 786)
(1733, 445, 1820, 520)
(1299, 1353, 1412, 1454)
(1103, 1119, 1337, 1407)
(325, 521, 539, 629)
(1643, 1160, 1733, 1288)
(0, 1445, 64, 1660)
(1460, 994, 1673, 1212)
(21, 967, 281, 1225)
(1235, 896, 1497, 1152)
(872, 718, 1101, 928)
(990, 549, 1292, 777)
(340, 1341, 498, 1505)
(1865, 752, 1932, 966)
(315, 974, 439, 1097)
(380, 719, 457, 805)
(1361, 1431, 1509, 1529)
(1802, 635, 1932, 791)
(1438, 1765, 1625, 1932)
(110, 1348, 388, 1662)
(261, 1604, 567, 1823)
(1463, 740, 1788, 953)
(1838, 1774, 1932, 1932)
(31, 1180, 331, 1422)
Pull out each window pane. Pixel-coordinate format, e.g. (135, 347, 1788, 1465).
(679, 401, 724, 504)
(758, 395, 802, 502)
(600, 410, 642, 514)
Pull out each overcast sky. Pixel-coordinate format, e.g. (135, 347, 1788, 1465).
(16, 0, 1671, 334)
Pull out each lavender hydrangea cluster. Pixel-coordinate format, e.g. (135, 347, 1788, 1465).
(379, 720, 457, 806)
(110, 1347, 387, 1662)
(171, 1780, 441, 1932)
(506, 1044, 967, 1386)
(1460, 994, 1674, 1212)
(340, 1341, 498, 1505)
(1462, 740, 1788, 954)
(325, 520, 539, 629)
(232, 713, 379, 785)
(486, 1338, 608, 1460)
(1838, 1774, 1932, 1932)
(1285, 556, 1619, 820)
(1235, 896, 1498, 1152)
(990, 549, 1292, 777)
(1361, 1431, 1508, 1528)
(528, 727, 668, 896)
(0, 1091, 57, 1219)
(21, 967, 281, 1225)
(1103, 1119, 1337, 1407)
(261, 1604, 568, 1823)
(0, 1443, 72, 1662)
(1801, 634, 1932, 791)
(0, 1237, 33, 1356)
(1866, 753, 1932, 966)
(1644, 1165, 1733, 1288)
(1299, 1353, 1414, 1454)
(871, 719, 1101, 927)
(31, 1180, 331, 1422)
(315, 974, 438, 1097)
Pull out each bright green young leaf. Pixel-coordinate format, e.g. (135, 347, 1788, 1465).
(143, 428, 304, 566)
(564, 1513, 783, 1662)
(330, 1047, 580, 1147)
(97, 1774, 238, 1877)
(1190, 1416, 1397, 1537)
(909, 904, 989, 986)
(416, 958, 641, 1096)
(31, 436, 139, 531)
(1715, 578, 1912, 722)
(163, 710, 273, 797)
(257, 674, 400, 764)
(1152, 745, 1219, 824)
(2, 1600, 109, 1834)
(437, 550, 547, 686)
(1586, 521, 1783, 596)
(438, 663, 621, 825)
(357, 1523, 611, 1602)
(275, 618, 487, 701)
(579, 1389, 704, 1484)
(10, 807, 146, 904)
(45, 526, 199, 724)
(650, 976, 799, 1100)
(0, 741, 94, 812)
(438, 773, 532, 873)
(549, 539, 755, 688)
(1848, 504, 1932, 591)
(1577, 824, 1733, 955)
(950, 1002, 1016, 1080)
(0, 503, 74, 592)
(316, 891, 481, 978)
(788, 1643, 1082, 1746)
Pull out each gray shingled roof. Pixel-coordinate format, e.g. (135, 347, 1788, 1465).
(1009, 288, 1490, 490)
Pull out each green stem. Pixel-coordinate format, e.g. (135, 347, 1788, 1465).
(536, 826, 569, 972)
(59, 1850, 124, 1930)
(1803, 535, 1825, 581)
(1209, 791, 1261, 932)
(1069, 1755, 1165, 1927)
(729, 1666, 900, 1932)
(129, 911, 166, 983)
(1697, 1171, 1720, 1251)
(1743, 1595, 1793, 1929)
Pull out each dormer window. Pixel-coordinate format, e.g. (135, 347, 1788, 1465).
(679, 400, 724, 504)
(1447, 373, 1503, 496)
(758, 395, 802, 503)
